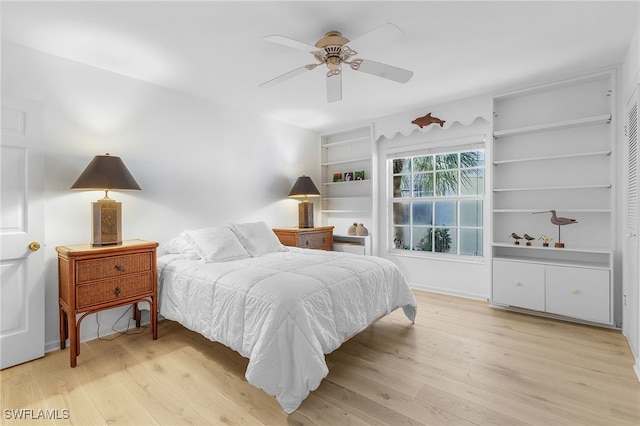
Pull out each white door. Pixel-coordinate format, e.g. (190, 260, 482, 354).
(624, 87, 639, 361)
(0, 95, 45, 369)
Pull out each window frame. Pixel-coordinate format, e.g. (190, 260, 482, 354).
(388, 147, 486, 259)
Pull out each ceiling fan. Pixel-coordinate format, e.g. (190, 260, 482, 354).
(259, 23, 414, 103)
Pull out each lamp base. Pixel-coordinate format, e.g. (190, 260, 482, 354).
(92, 198, 122, 246)
(298, 201, 314, 228)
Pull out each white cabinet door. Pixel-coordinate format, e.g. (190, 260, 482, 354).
(545, 265, 610, 323)
(492, 260, 545, 311)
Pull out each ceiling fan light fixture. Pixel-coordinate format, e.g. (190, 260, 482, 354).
(327, 56, 341, 70)
(349, 59, 363, 70)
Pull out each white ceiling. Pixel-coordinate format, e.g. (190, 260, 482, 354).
(2, 1, 639, 131)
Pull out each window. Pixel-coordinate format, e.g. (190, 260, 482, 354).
(390, 149, 485, 257)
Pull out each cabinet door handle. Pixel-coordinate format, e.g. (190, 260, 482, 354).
(115, 264, 125, 272)
(322, 238, 326, 243)
(515, 281, 522, 286)
(114, 287, 121, 296)
(305, 240, 310, 247)
(572, 289, 580, 294)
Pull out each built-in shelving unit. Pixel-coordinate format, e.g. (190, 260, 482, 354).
(320, 124, 375, 255)
(490, 71, 616, 326)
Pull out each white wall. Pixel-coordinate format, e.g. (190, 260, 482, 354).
(2, 42, 319, 351)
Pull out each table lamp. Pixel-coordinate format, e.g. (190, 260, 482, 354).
(71, 153, 141, 246)
(288, 175, 320, 228)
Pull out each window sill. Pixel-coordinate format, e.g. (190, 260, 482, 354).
(387, 249, 486, 265)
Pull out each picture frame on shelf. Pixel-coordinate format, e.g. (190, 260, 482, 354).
(343, 172, 354, 181)
(333, 173, 342, 182)
(354, 170, 365, 180)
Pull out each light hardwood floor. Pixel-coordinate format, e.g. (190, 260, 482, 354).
(2, 291, 639, 425)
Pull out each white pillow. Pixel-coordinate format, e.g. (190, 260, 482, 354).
(227, 221, 287, 257)
(183, 226, 250, 263)
(162, 234, 200, 260)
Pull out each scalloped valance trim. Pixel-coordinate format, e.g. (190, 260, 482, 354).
(373, 95, 492, 141)
(376, 115, 490, 142)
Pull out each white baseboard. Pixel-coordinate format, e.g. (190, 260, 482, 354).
(410, 282, 488, 301)
(634, 358, 640, 382)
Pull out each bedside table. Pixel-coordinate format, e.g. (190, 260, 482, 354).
(272, 226, 334, 251)
(56, 239, 159, 367)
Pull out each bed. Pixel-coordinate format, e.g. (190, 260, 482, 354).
(157, 222, 417, 413)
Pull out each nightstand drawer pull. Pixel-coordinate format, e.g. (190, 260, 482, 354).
(114, 286, 121, 296)
(305, 240, 310, 246)
(115, 264, 125, 272)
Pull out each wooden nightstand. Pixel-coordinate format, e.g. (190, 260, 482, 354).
(272, 226, 334, 251)
(56, 239, 159, 367)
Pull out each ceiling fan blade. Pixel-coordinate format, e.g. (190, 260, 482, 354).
(349, 23, 404, 49)
(326, 72, 342, 103)
(259, 66, 309, 88)
(263, 35, 318, 53)
(356, 59, 414, 84)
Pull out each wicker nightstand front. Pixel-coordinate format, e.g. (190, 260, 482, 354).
(56, 240, 158, 367)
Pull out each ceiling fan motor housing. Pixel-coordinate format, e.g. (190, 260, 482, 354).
(314, 31, 349, 48)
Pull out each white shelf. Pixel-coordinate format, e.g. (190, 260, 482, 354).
(492, 253, 610, 269)
(492, 242, 611, 255)
(321, 157, 371, 167)
(493, 150, 611, 165)
(321, 209, 371, 214)
(493, 184, 611, 192)
(322, 196, 371, 201)
(321, 179, 371, 186)
(493, 114, 611, 138)
(493, 208, 611, 213)
(321, 136, 371, 148)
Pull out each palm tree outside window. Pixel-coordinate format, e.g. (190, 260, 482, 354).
(391, 150, 485, 256)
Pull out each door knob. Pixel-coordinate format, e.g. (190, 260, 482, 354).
(28, 241, 41, 252)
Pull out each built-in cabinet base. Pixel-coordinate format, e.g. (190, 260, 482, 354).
(492, 259, 612, 326)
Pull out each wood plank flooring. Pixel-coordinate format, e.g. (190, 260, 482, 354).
(2, 291, 639, 425)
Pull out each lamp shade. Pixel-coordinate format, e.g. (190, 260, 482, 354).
(288, 175, 320, 198)
(71, 153, 140, 246)
(71, 153, 141, 191)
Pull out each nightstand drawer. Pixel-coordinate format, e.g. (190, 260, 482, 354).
(76, 252, 153, 283)
(76, 273, 153, 309)
(298, 232, 332, 250)
(272, 226, 334, 251)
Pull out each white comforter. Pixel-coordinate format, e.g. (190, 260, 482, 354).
(158, 247, 417, 413)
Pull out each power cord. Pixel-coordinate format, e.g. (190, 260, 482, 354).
(96, 305, 147, 341)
